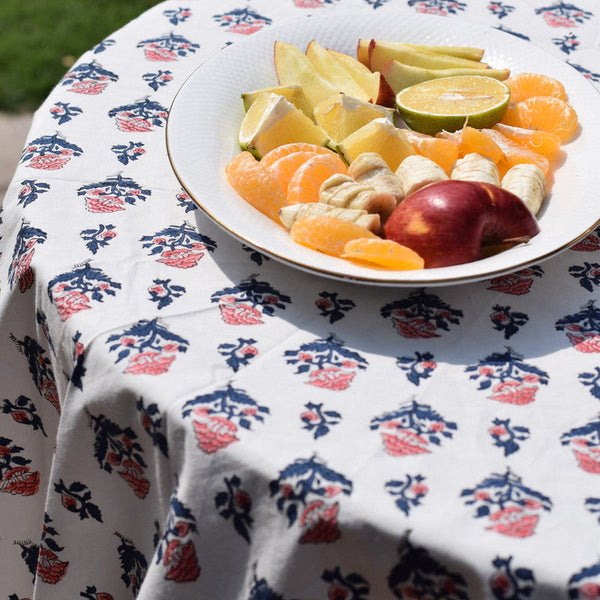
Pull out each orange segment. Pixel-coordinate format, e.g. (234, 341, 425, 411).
(505, 72, 567, 103)
(260, 142, 336, 168)
(501, 96, 578, 143)
(492, 123, 561, 158)
(286, 153, 348, 204)
(402, 129, 459, 173)
(342, 238, 424, 270)
(225, 151, 289, 223)
(268, 151, 323, 192)
(290, 215, 377, 257)
(483, 128, 550, 176)
(457, 126, 504, 163)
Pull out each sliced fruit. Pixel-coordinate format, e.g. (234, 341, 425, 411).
(242, 84, 312, 116)
(260, 142, 337, 168)
(286, 153, 348, 204)
(238, 92, 328, 158)
(313, 94, 395, 147)
(492, 123, 561, 157)
(290, 215, 378, 257)
(327, 48, 395, 107)
(268, 150, 325, 192)
(457, 126, 504, 163)
(359, 39, 485, 62)
(483, 128, 550, 175)
(369, 40, 488, 73)
(381, 59, 510, 93)
(225, 151, 289, 223)
(402, 129, 459, 174)
(305, 40, 371, 101)
(395, 75, 511, 135)
(500, 95, 578, 143)
(337, 118, 415, 171)
(274, 40, 340, 111)
(342, 237, 425, 270)
(505, 72, 567, 103)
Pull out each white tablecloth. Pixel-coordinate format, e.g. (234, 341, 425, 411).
(1, 1, 600, 598)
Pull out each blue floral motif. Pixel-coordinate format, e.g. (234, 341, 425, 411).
(143, 70, 173, 91)
(54, 480, 102, 522)
(490, 555, 535, 599)
(494, 25, 531, 40)
(148, 278, 186, 310)
(569, 262, 600, 291)
(115, 532, 148, 594)
(396, 351, 437, 385)
(213, 8, 272, 35)
(535, 4, 592, 27)
(488, 2, 514, 18)
(111, 141, 146, 165)
(465, 348, 549, 405)
(77, 174, 151, 212)
(578, 366, 600, 399)
(388, 534, 469, 599)
(8, 223, 47, 292)
(461, 470, 552, 537)
(92, 38, 115, 54)
(80, 224, 117, 254)
(490, 305, 529, 339)
(137, 32, 199, 61)
(242, 244, 269, 265)
(108, 98, 169, 132)
(269, 455, 352, 543)
(560, 415, 600, 474)
(568, 559, 600, 599)
(489, 418, 530, 456)
(285, 333, 367, 391)
(568, 61, 600, 83)
(49, 102, 82, 124)
(553, 32, 581, 54)
(215, 475, 253, 543)
(136, 397, 168, 457)
(218, 337, 258, 372)
(584, 497, 600, 524)
(315, 291, 355, 323)
(322, 567, 369, 600)
(17, 179, 50, 207)
(20, 133, 83, 170)
(248, 574, 286, 600)
(1, 395, 46, 437)
(70, 330, 86, 391)
(106, 318, 189, 375)
(381, 289, 463, 338)
(60, 60, 118, 95)
(300, 402, 342, 439)
(163, 7, 192, 25)
(175, 190, 197, 213)
(386, 474, 428, 516)
(556, 300, 600, 352)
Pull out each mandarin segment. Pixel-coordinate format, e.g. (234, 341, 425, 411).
(225, 151, 289, 223)
(286, 153, 348, 204)
(342, 237, 424, 270)
(457, 126, 504, 163)
(505, 72, 567, 103)
(268, 150, 323, 192)
(483, 128, 550, 176)
(290, 215, 377, 257)
(403, 129, 459, 174)
(492, 123, 562, 157)
(260, 142, 337, 168)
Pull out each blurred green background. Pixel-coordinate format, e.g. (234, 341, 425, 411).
(0, 0, 163, 113)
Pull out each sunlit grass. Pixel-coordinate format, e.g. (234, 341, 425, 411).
(0, 0, 162, 112)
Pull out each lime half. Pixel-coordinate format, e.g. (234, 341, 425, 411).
(395, 75, 511, 135)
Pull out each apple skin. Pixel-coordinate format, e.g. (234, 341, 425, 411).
(382, 180, 540, 268)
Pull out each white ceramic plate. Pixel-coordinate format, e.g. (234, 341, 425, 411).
(166, 8, 600, 287)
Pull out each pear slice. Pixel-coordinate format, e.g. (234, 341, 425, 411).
(369, 40, 489, 73)
(274, 41, 340, 113)
(382, 59, 510, 93)
(305, 40, 371, 102)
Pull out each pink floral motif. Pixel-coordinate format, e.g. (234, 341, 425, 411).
(123, 351, 176, 375)
(115, 117, 154, 132)
(572, 445, 600, 474)
(144, 47, 178, 61)
(219, 301, 263, 325)
(490, 380, 538, 405)
(380, 427, 431, 457)
(229, 23, 264, 35)
(85, 192, 126, 213)
(28, 155, 71, 170)
(54, 289, 92, 321)
(14, 250, 35, 292)
(118, 459, 150, 498)
(69, 80, 108, 94)
(299, 500, 340, 544)
(293, 0, 324, 6)
(164, 540, 200, 581)
(566, 330, 600, 353)
(308, 367, 355, 391)
(158, 246, 205, 268)
(487, 506, 539, 537)
(37, 547, 69, 584)
(0, 466, 40, 496)
(191, 407, 239, 454)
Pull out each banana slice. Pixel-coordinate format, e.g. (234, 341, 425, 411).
(501, 163, 547, 216)
(279, 202, 381, 233)
(395, 154, 448, 197)
(451, 152, 500, 186)
(347, 152, 405, 204)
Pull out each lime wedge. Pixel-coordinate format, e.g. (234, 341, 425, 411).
(313, 94, 395, 147)
(395, 75, 511, 135)
(238, 92, 328, 159)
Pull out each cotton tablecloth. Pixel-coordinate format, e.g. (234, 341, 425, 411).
(1, 1, 600, 598)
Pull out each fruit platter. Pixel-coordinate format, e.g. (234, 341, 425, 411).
(166, 10, 600, 286)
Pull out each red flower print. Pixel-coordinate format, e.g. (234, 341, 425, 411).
(118, 459, 150, 498)
(1, 466, 40, 496)
(299, 500, 340, 544)
(572, 446, 600, 474)
(54, 289, 92, 321)
(308, 367, 355, 391)
(219, 301, 263, 325)
(490, 381, 538, 405)
(191, 408, 238, 454)
(61, 493, 78, 510)
(43, 380, 60, 413)
(158, 247, 205, 268)
(37, 547, 69, 584)
(28, 155, 71, 170)
(163, 539, 200, 582)
(487, 275, 533, 295)
(123, 351, 176, 375)
(293, 0, 324, 6)
(85, 192, 126, 212)
(380, 426, 430, 456)
(566, 331, 600, 353)
(144, 48, 178, 61)
(392, 315, 439, 338)
(487, 506, 539, 537)
(15, 250, 35, 292)
(115, 117, 153, 132)
(229, 23, 264, 35)
(69, 80, 108, 95)
(578, 583, 600, 600)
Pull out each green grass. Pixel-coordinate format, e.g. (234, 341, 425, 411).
(0, 0, 163, 113)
